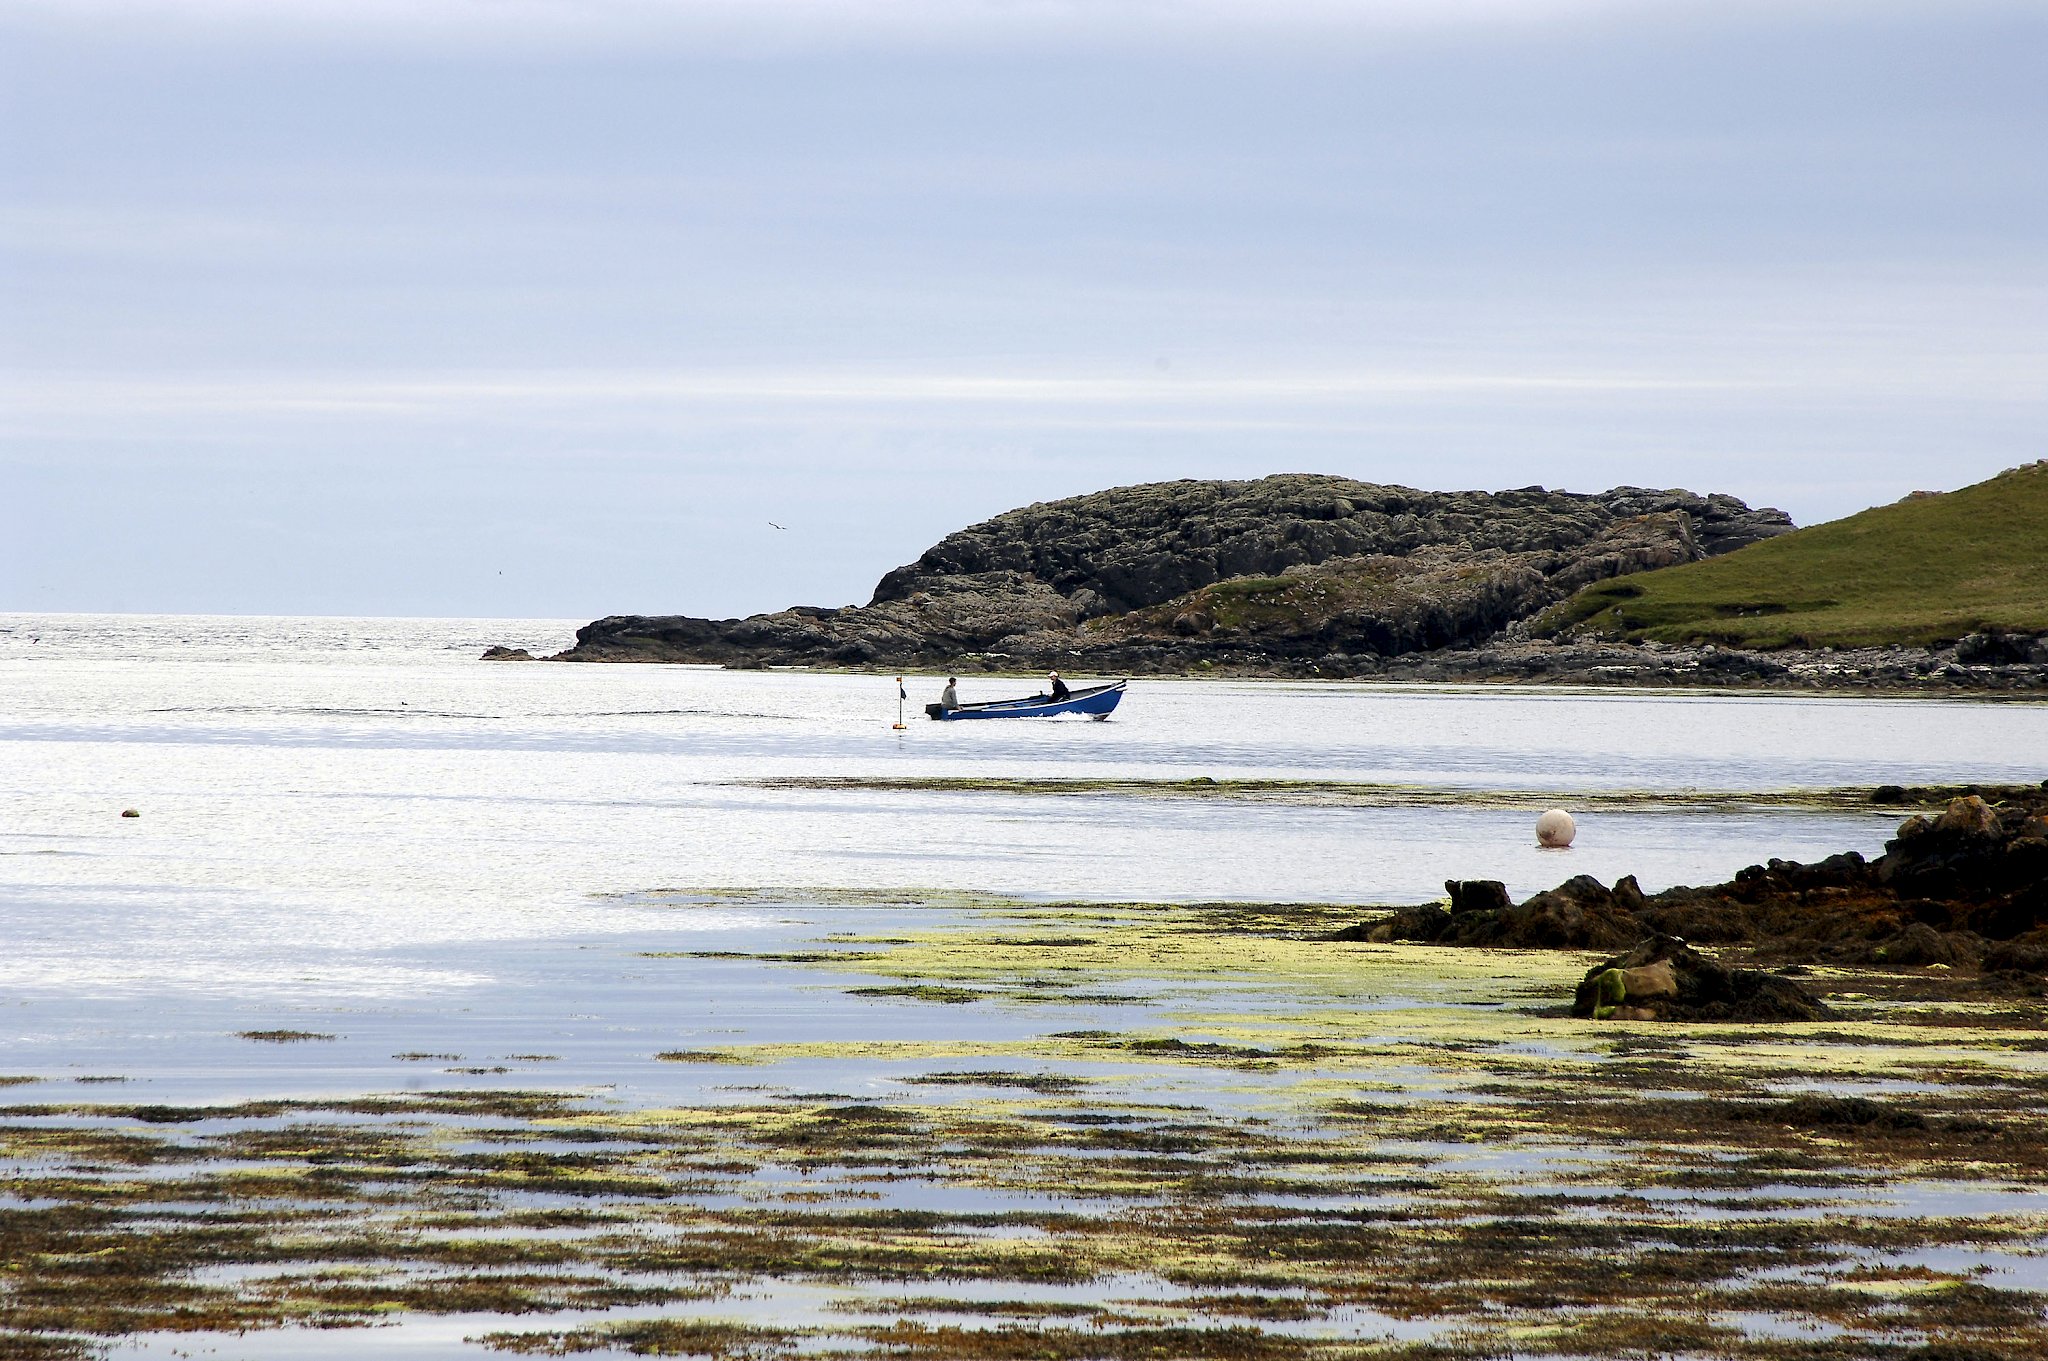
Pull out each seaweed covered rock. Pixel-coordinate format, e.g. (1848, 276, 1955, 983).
(1653, 791, 2048, 965)
(1353, 789, 2048, 976)
(1445, 879, 1512, 914)
(1572, 936, 1832, 1023)
(1370, 874, 1645, 949)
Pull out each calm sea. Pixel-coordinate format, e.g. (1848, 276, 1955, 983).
(1, 611, 2042, 1102)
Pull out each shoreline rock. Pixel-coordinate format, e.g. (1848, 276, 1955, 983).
(1573, 935, 1834, 1023)
(1344, 785, 2048, 1016)
(1326, 637, 2048, 692)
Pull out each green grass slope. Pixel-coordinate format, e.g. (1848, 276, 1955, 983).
(1538, 461, 2048, 649)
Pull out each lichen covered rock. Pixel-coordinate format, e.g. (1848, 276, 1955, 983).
(1572, 935, 1832, 1023)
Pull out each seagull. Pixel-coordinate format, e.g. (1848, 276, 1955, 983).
(768, 521, 788, 530)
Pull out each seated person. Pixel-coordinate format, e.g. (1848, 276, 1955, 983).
(1047, 671, 1071, 702)
(939, 677, 960, 711)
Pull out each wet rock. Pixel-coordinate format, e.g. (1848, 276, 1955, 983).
(1340, 785, 2048, 979)
(1983, 927, 2048, 975)
(1870, 922, 1978, 968)
(1571, 935, 1832, 1023)
(1379, 874, 1642, 950)
(1336, 904, 1448, 944)
(1933, 794, 2000, 838)
(1619, 959, 1679, 999)
(1445, 879, 1512, 914)
(480, 646, 534, 660)
(1509, 876, 1643, 949)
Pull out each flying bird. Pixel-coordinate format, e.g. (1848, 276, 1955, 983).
(768, 521, 788, 530)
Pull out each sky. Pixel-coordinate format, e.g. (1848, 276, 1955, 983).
(3, 0, 2044, 618)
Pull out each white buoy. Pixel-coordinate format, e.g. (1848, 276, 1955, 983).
(1536, 809, 1576, 848)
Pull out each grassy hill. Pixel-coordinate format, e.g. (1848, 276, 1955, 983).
(1537, 461, 2048, 649)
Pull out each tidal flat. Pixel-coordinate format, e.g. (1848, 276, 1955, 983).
(5, 891, 2045, 1360)
(10, 626, 2048, 1358)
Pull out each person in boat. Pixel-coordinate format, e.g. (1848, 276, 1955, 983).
(939, 677, 959, 711)
(1047, 671, 1071, 702)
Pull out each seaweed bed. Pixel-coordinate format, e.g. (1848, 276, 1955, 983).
(749, 777, 2047, 816)
(749, 775, 1925, 810)
(5, 891, 2048, 1359)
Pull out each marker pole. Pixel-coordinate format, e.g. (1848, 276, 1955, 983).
(893, 676, 907, 730)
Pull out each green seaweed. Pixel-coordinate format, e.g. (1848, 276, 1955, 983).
(4, 891, 2047, 1358)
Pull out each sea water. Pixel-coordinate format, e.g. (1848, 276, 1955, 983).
(1, 611, 2044, 1103)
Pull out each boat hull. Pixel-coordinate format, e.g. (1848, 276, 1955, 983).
(926, 680, 1126, 720)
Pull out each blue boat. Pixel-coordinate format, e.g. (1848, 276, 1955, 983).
(926, 679, 1126, 721)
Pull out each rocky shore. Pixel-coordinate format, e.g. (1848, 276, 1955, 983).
(1346, 782, 2048, 1019)
(1320, 634, 2048, 691)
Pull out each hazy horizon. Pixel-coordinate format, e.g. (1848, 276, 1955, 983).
(6, 0, 2044, 618)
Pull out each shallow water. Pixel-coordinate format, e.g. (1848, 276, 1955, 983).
(6, 614, 2047, 1356)
(2, 612, 2043, 1090)
(8, 613, 2039, 986)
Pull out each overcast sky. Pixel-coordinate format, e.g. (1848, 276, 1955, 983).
(3, 0, 2043, 618)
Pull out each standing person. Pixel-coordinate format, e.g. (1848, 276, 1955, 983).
(939, 677, 960, 711)
(1047, 671, 1071, 702)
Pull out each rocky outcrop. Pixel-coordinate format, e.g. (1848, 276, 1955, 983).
(1082, 511, 1713, 661)
(1352, 874, 1648, 951)
(870, 477, 1789, 615)
(1572, 936, 1833, 1023)
(557, 475, 1792, 666)
(1363, 787, 2048, 980)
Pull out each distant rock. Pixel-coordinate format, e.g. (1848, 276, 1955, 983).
(481, 646, 534, 661)
(556, 474, 1793, 668)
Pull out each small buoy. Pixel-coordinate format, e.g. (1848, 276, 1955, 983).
(1536, 808, 1575, 848)
(120, 808, 141, 819)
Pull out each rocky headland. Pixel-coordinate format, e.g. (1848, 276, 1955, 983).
(551, 474, 1794, 667)
(531, 471, 2048, 690)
